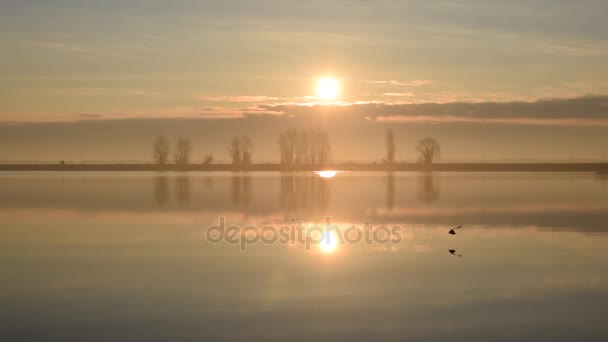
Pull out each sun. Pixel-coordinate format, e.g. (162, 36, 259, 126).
(316, 77, 340, 100)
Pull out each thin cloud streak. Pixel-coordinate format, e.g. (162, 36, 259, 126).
(364, 79, 433, 87)
(375, 115, 608, 127)
(200, 95, 285, 102)
(382, 92, 415, 97)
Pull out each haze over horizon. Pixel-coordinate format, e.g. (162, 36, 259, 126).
(2, 1, 608, 162)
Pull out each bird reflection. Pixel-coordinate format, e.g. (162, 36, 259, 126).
(280, 173, 330, 219)
(448, 249, 462, 257)
(153, 176, 170, 205)
(174, 175, 191, 205)
(449, 225, 462, 235)
(386, 171, 395, 212)
(417, 172, 440, 204)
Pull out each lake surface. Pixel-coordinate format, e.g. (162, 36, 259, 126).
(1, 171, 608, 341)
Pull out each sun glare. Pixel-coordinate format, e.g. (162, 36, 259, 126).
(316, 77, 340, 100)
(315, 171, 338, 178)
(319, 231, 339, 253)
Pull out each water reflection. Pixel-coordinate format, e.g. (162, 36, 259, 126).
(318, 230, 339, 253)
(231, 174, 252, 205)
(231, 174, 240, 204)
(2, 172, 608, 340)
(386, 171, 395, 211)
(417, 172, 440, 204)
(153, 176, 170, 205)
(242, 174, 251, 205)
(280, 173, 330, 219)
(174, 175, 191, 205)
(315, 170, 338, 178)
(3, 172, 608, 233)
(204, 176, 213, 190)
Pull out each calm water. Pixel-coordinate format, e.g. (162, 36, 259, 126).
(1, 171, 608, 341)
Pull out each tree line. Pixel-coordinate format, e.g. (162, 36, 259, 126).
(152, 129, 440, 167)
(152, 135, 253, 168)
(278, 128, 331, 167)
(152, 135, 212, 167)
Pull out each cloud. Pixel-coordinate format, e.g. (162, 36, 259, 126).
(365, 80, 433, 87)
(7, 95, 608, 128)
(253, 95, 608, 127)
(382, 92, 415, 97)
(55, 88, 153, 97)
(375, 115, 608, 127)
(200, 95, 284, 102)
(77, 113, 102, 119)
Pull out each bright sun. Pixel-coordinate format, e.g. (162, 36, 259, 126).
(319, 231, 339, 253)
(316, 77, 340, 100)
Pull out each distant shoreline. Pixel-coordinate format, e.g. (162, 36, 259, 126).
(1, 163, 607, 173)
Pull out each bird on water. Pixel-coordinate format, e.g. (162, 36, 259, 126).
(449, 225, 462, 235)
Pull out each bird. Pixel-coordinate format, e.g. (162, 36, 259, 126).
(448, 225, 462, 235)
(449, 249, 462, 257)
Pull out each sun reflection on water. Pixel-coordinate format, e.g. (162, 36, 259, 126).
(319, 230, 339, 253)
(315, 171, 338, 178)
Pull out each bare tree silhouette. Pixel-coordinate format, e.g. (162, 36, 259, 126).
(278, 128, 331, 168)
(173, 137, 192, 167)
(228, 136, 241, 167)
(152, 134, 171, 166)
(416, 137, 440, 165)
(241, 136, 254, 167)
(228, 136, 254, 169)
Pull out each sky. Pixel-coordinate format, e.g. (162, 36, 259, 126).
(1, 0, 608, 162)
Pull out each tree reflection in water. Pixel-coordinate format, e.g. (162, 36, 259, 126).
(231, 173, 251, 206)
(417, 172, 440, 204)
(153, 176, 170, 206)
(175, 175, 191, 205)
(280, 173, 330, 219)
(386, 171, 395, 211)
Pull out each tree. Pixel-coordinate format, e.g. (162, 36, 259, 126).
(385, 129, 395, 164)
(203, 154, 214, 165)
(173, 137, 192, 166)
(278, 128, 331, 167)
(241, 136, 254, 166)
(153, 135, 171, 166)
(416, 137, 440, 165)
(317, 130, 331, 165)
(228, 136, 241, 166)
